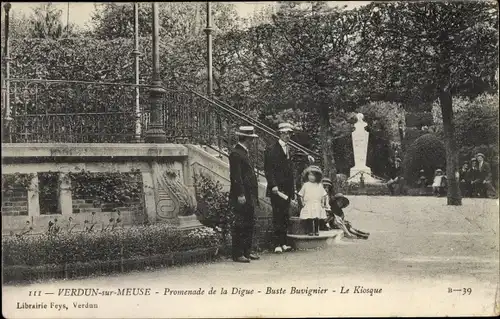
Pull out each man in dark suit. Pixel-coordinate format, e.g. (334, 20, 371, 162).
(264, 122, 314, 253)
(475, 153, 495, 198)
(229, 126, 260, 263)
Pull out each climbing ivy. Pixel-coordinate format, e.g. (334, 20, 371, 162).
(1, 173, 34, 196)
(69, 169, 142, 206)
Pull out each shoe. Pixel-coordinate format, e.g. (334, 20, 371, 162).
(308, 233, 314, 236)
(233, 256, 250, 263)
(246, 254, 260, 260)
(314, 232, 320, 236)
(274, 246, 283, 253)
(282, 245, 292, 252)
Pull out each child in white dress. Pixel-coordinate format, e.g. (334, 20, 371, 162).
(298, 165, 329, 236)
(432, 168, 446, 197)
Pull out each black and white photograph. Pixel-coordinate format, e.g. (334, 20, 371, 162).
(1, 1, 499, 318)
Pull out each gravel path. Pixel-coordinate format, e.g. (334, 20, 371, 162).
(3, 196, 499, 318)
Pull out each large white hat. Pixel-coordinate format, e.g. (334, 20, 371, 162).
(235, 126, 259, 138)
(277, 122, 294, 132)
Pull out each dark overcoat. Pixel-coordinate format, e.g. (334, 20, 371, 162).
(229, 144, 259, 209)
(477, 161, 492, 182)
(264, 141, 295, 200)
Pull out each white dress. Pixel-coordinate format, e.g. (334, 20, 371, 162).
(432, 175, 444, 187)
(298, 182, 328, 219)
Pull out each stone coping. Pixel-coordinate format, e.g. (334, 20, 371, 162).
(1, 143, 188, 159)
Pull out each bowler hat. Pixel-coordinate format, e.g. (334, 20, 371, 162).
(471, 157, 478, 162)
(475, 153, 485, 159)
(235, 126, 258, 138)
(435, 168, 443, 173)
(277, 122, 294, 132)
(333, 193, 350, 207)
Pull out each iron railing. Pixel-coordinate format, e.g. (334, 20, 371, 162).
(2, 78, 319, 178)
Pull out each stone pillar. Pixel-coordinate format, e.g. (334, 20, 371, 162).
(27, 174, 40, 217)
(141, 170, 157, 223)
(58, 173, 73, 216)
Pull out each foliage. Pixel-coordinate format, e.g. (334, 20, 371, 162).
(69, 170, 142, 207)
(1, 173, 34, 195)
(29, 3, 65, 39)
(90, 3, 240, 40)
(2, 224, 221, 267)
(432, 93, 499, 148)
(38, 172, 60, 215)
(193, 174, 233, 233)
(405, 112, 434, 128)
(403, 134, 446, 186)
(359, 101, 405, 141)
(365, 1, 498, 204)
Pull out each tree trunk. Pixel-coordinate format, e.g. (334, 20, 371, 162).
(318, 105, 338, 191)
(439, 87, 462, 206)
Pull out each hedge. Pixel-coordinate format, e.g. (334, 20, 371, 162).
(4, 247, 218, 284)
(2, 224, 221, 267)
(403, 133, 446, 186)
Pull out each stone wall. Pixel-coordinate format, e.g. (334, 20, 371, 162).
(1, 186, 29, 217)
(1, 143, 198, 234)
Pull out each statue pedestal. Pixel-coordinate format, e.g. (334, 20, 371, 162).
(349, 167, 384, 184)
(348, 113, 385, 186)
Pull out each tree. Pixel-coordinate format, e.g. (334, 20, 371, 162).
(365, 2, 498, 205)
(29, 3, 65, 39)
(90, 3, 240, 40)
(228, 3, 373, 189)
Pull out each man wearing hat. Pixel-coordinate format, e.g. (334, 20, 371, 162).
(264, 122, 313, 253)
(475, 153, 494, 198)
(386, 157, 404, 195)
(229, 126, 260, 263)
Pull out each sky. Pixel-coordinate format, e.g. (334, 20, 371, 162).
(8, 2, 371, 29)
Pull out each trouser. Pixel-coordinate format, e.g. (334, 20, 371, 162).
(476, 181, 496, 198)
(231, 203, 255, 259)
(460, 181, 472, 197)
(271, 194, 290, 247)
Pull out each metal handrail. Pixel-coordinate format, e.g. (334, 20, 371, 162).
(5, 78, 156, 88)
(211, 96, 320, 157)
(186, 89, 320, 158)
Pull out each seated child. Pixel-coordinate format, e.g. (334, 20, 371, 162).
(432, 169, 446, 196)
(322, 178, 369, 240)
(298, 165, 329, 236)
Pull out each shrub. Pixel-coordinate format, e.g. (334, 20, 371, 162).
(403, 133, 446, 186)
(2, 224, 221, 267)
(193, 174, 233, 234)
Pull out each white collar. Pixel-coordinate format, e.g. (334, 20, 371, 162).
(238, 142, 248, 152)
(278, 139, 287, 147)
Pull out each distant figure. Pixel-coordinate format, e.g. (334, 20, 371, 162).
(417, 169, 428, 189)
(475, 153, 495, 198)
(387, 158, 403, 195)
(459, 162, 472, 197)
(228, 126, 260, 263)
(432, 169, 446, 197)
(469, 158, 481, 197)
(298, 166, 329, 236)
